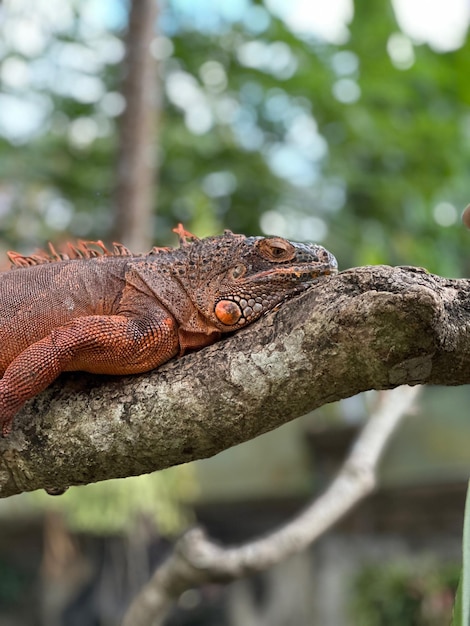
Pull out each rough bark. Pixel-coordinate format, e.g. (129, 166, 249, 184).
(113, 0, 159, 253)
(0, 265, 469, 497)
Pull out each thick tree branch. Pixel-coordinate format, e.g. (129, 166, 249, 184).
(122, 385, 420, 626)
(0, 265, 469, 497)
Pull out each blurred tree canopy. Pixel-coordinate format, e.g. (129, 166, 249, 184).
(0, 0, 469, 275)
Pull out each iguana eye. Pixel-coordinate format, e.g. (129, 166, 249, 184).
(256, 238, 295, 262)
(229, 264, 246, 279)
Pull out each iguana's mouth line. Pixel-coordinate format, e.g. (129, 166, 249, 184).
(245, 263, 338, 282)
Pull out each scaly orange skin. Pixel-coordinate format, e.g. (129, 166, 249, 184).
(0, 225, 337, 435)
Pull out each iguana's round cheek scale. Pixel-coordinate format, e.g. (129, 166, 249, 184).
(215, 300, 243, 325)
(214, 297, 267, 326)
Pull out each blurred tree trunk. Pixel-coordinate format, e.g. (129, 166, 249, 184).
(113, 0, 159, 253)
(39, 512, 91, 626)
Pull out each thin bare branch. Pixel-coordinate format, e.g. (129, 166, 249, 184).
(122, 385, 421, 626)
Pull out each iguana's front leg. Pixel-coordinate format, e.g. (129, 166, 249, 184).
(0, 311, 178, 436)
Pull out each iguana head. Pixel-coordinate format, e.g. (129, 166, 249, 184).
(172, 225, 338, 332)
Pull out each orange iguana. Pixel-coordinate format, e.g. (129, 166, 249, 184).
(0, 224, 337, 436)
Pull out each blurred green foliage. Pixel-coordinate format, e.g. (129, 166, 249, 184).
(352, 559, 460, 626)
(0, 0, 469, 276)
(0, 465, 197, 536)
(34, 466, 197, 535)
(0, 558, 32, 608)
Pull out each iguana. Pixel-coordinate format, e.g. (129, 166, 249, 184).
(0, 224, 337, 436)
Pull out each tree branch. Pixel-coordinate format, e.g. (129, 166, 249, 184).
(0, 265, 469, 497)
(121, 385, 420, 626)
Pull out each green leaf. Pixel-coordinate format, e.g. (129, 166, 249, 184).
(451, 479, 470, 626)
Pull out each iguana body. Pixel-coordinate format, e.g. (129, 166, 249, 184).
(0, 225, 337, 435)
